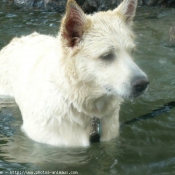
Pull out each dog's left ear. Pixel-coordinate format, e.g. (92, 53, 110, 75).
(60, 0, 89, 48)
(114, 0, 137, 25)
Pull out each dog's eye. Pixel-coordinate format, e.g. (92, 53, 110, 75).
(101, 52, 115, 61)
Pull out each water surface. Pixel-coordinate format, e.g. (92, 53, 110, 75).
(0, 2, 175, 175)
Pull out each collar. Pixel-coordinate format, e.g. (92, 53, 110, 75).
(90, 117, 101, 143)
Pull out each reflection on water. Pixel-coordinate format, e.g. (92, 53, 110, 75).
(0, 3, 175, 175)
(0, 100, 120, 174)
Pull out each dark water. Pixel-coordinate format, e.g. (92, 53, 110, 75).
(0, 2, 175, 175)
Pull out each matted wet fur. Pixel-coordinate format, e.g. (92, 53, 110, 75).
(0, 0, 148, 146)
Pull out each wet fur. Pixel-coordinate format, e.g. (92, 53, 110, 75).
(0, 0, 146, 146)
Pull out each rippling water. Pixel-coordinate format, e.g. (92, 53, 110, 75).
(0, 2, 175, 175)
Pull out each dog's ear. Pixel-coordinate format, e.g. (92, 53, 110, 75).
(60, 0, 88, 48)
(114, 0, 137, 25)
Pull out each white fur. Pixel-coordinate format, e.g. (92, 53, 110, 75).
(0, 0, 147, 147)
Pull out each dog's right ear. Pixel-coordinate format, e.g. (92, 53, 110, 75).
(114, 0, 137, 25)
(60, 0, 88, 48)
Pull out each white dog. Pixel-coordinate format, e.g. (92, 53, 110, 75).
(0, 0, 149, 146)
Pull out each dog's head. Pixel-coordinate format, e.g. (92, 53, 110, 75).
(60, 0, 149, 100)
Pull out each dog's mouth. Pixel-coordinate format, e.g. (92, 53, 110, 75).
(128, 89, 147, 99)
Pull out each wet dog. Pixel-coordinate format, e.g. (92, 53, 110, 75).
(0, 0, 149, 146)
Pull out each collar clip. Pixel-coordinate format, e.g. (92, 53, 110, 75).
(90, 117, 101, 143)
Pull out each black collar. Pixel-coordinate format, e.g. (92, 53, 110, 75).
(90, 117, 101, 143)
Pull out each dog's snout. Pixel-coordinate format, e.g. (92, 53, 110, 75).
(132, 77, 149, 97)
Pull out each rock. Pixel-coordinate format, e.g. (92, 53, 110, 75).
(44, 0, 66, 12)
(4, 0, 175, 12)
(142, 0, 175, 7)
(14, 0, 44, 9)
(43, 0, 122, 13)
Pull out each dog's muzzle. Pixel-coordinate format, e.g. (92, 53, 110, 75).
(131, 76, 149, 98)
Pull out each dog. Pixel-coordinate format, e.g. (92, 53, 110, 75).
(0, 0, 149, 147)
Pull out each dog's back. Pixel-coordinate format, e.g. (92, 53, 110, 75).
(0, 33, 60, 96)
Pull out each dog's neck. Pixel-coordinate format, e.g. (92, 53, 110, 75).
(57, 62, 122, 118)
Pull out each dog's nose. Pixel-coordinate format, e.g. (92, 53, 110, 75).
(132, 77, 149, 97)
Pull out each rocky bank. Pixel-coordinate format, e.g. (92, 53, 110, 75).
(4, 0, 175, 13)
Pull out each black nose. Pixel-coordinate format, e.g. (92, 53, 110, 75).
(132, 77, 149, 97)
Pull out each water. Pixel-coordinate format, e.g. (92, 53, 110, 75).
(0, 2, 175, 175)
